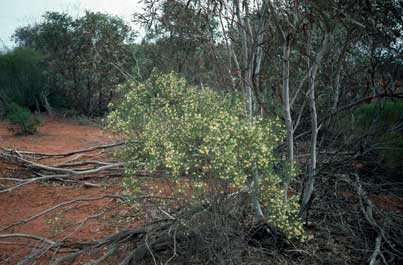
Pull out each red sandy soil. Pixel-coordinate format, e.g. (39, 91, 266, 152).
(0, 116, 119, 152)
(0, 116, 128, 264)
(337, 161, 403, 213)
(1, 116, 402, 264)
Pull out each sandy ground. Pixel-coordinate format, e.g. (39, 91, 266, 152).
(0, 116, 127, 264)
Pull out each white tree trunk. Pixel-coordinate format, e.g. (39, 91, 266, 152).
(232, 0, 267, 217)
(282, 37, 294, 200)
(300, 32, 329, 217)
(267, 0, 297, 201)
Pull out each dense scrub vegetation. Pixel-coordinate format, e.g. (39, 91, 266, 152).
(0, 0, 402, 264)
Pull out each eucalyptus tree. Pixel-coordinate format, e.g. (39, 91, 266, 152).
(73, 11, 135, 114)
(133, 0, 223, 87)
(266, 0, 304, 199)
(133, 0, 293, 219)
(295, 0, 403, 217)
(298, 1, 331, 216)
(132, 0, 403, 220)
(13, 11, 135, 115)
(134, 0, 274, 117)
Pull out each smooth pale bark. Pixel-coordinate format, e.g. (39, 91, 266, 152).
(267, 0, 296, 201)
(251, 1, 268, 218)
(282, 37, 294, 200)
(41, 93, 54, 117)
(300, 32, 329, 217)
(231, 0, 268, 218)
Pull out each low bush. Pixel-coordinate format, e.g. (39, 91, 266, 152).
(107, 72, 305, 240)
(354, 100, 402, 129)
(7, 103, 41, 135)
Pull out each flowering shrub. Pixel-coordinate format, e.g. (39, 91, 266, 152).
(107, 72, 305, 239)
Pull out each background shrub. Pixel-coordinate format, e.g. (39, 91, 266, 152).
(355, 100, 402, 170)
(7, 103, 41, 135)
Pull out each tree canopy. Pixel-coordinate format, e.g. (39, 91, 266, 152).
(11, 11, 135, 115)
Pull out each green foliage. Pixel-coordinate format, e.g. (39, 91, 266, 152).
(7, 103, 41, 135)
(132, 1, 229, 88)
(354, 100, 403, 129)
(108, 72, 305, 239)
(354, 100, 403, 170)
(12, 11, 135, 115)
(0, 47, 45, 110)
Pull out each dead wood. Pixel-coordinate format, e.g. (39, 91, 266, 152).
(0, 142, 126, 192)
(0, 141, 126, 159)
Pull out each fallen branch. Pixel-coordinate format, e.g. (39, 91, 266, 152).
(0, 141, 126, 159)
(0, 144, 127, 192)
(0, 233, 56, 245)
(0, 174, 68, 193)
(0, 151, 124, 175)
